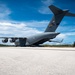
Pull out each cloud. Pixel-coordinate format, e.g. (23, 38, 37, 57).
(0, 21, 43, 45)
(56, 20, 75, 32)
(64, 32, 75, 36)
(0, 4, 11, 20)
(41, 0, 53, 5)
(38, 0, 54, 14)
(0, 20, 75, 45)
(24, 20, 49, 31)
(0, 21, 42, 37)
(0, 3, 74, 45)
(56, 34, 66, 39)
(54, 32, 75, 44)
(56, 32, 75, 40)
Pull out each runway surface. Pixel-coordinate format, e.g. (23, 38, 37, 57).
(0, 47, 75, 75)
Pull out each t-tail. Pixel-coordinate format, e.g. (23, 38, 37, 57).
(45, 5, 75, 32)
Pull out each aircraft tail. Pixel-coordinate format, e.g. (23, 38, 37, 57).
(45, 5, 75, 32)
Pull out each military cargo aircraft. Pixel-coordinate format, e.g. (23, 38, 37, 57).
(1, 5, 75, 47)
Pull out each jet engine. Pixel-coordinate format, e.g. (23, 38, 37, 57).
(10, 38, 17, 43)
(2, 38, 8, 43)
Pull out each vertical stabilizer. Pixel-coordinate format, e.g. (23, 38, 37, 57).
(45, 5, 75, 32)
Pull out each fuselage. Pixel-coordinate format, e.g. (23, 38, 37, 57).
(15, 32, 59, 46)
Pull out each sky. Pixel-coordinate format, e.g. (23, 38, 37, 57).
(0, 0, 75, 45)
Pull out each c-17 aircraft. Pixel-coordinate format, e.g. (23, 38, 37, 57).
(0, 5, 75, 47)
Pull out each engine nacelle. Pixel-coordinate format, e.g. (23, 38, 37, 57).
(10, 38, 16, 43)
(2, 38, 8, 43)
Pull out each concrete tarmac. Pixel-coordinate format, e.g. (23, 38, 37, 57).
(0, 47, 75, 75)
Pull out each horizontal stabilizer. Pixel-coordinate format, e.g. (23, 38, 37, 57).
(49, 39, 63, 43)
(66, 12, 75, 17)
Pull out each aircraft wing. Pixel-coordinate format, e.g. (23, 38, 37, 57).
(0, 37, 26, 43)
